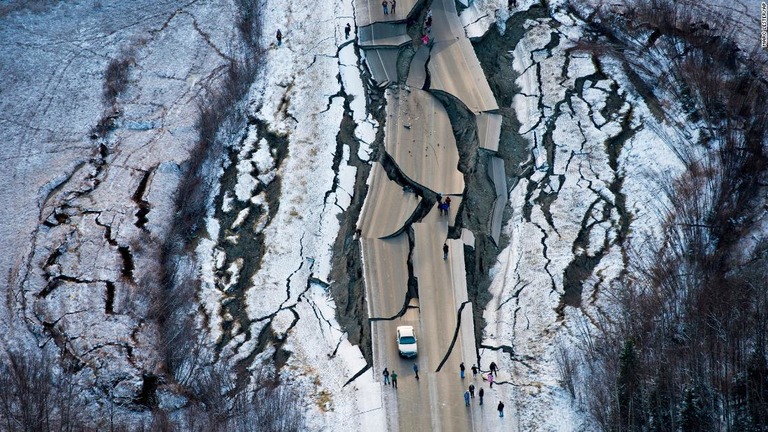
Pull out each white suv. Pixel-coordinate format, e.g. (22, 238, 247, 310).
(396, 326, 418, 358)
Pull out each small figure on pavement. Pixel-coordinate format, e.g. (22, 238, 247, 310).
(391, 371, 398, 388)
(445, 196, 451, 210)
(276, 29, 282, 46)
(382, 0, 388, 14)
(413, 363, 420, 380)
(345, 23, 351, 39)
(443, 243, 449, 260)
(487, 372, 494, 388)
(464, 390, 471, 406)
(498, 401, 505, 417)
(383, 368, 390, 385)
(421, 34, 429, 45)
(471, 364, 478, 377)
(460, 362, 466, 379)
(490, 361, 498, 376)
(479, 387, 485, 405)
(390, 0, 396, 14)
(469, 383, 475, 398)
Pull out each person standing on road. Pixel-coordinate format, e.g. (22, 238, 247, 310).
(469, 383, 475, 398)
(383, 368, 390, 385)
(490, 361, 498, 376)
(276, 29, 282, 46)
(487, 372, 494, 388)
(471, 364, 478, 378)
(460, 362, 466, 379)
(464, 390, 471, 406)
(391, 371, 398, 388)
(413, 363, 420, 380)
(479, 388, 484, 405)
(443, 243, 449, 260)
(344, 23, 351, 39)
(390, 0, 396, 14)
(498, 401, 505, 417)
(382, 0, 388, 14)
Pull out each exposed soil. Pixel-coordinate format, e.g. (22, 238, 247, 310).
(459, 4, 549, 355)
(327, 52, 387, 364)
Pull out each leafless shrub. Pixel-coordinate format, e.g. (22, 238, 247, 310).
(0, 350, 89, 432)
(179, 364, 305, 432)
(555, 343, 578, 399)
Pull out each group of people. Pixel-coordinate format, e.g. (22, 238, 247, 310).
(461, 361, 505, 416)
(382, 361, 505, 417)
(382, 367, 398, 388)
(381, 0, 396, 15)
(382, 363, 419, 389)
(437, 195, 451, 215)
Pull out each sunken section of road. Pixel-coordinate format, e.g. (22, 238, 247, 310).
(354, 0, 514, 429)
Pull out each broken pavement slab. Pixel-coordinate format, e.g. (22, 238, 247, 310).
(363, 48, 401, 87)
(487, 155, 507, 246)
(476, 111, 502, 152)
(405, 45, 430, 89)
(357, 162, 420, 238)
(429, 0, 465, 41)
(357, 22, 411, 48)
(428, 37, 499, 114)
(384, 88, 464, 195)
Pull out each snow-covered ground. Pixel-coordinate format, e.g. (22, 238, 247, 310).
(1, 0, 757, 429)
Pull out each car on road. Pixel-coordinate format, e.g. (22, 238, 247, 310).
(396, 325, 418, 358)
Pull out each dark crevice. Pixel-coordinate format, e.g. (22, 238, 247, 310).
(105, 281, 115, 314)
(44, 244, 66, 270)
(369, 229, 419, 320)
(480, 343, 535, 370)
(534, 223, 557, 294)
(132, 168, 152, 229)
(133, 374, 160, 409)
(41, 321, 85, 373)
(428, 90, 479, 174)
(435, 301, 471, 372)
(495, 280, 528, 311)
(343, 363, 371, 387)
(117, 246, 134, 280)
